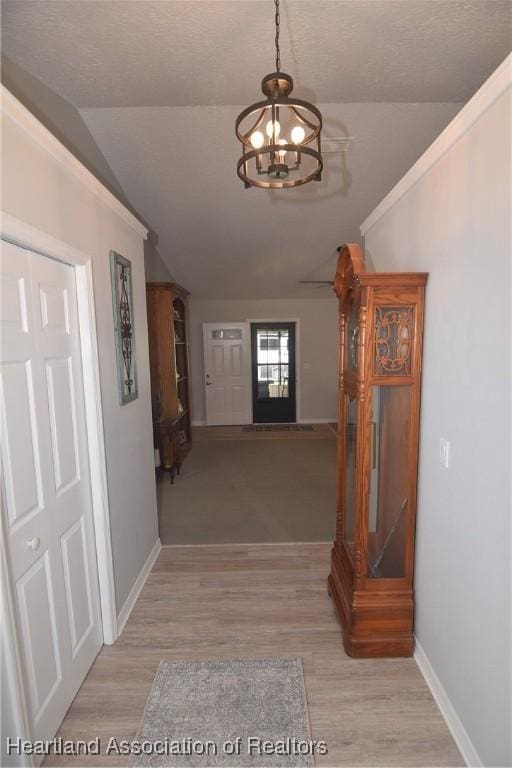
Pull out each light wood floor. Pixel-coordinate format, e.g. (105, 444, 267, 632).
(47, 544, 463, 767)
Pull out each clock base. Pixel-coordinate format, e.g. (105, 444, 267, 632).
(328, 546, 414, 658)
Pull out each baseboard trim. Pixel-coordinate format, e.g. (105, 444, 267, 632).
(414, 639, 482, 767)
(192, 419, 337, 427)
(116, 538, 162, 637)
(297, 418, 337, 424)
(161, 540, 332, 548)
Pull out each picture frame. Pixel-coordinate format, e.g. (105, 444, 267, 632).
(110, 250, 138, 404)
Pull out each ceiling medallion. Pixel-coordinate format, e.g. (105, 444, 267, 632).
(235, 0, 323, 189)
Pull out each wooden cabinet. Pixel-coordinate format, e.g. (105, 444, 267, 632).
(328, 244, 427, 657)
(146, 282, 192, 480)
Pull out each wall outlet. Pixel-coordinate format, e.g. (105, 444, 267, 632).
(439, 438, 450, 468)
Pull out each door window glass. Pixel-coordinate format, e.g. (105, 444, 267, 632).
(256, 329, 289, 399)
(211, 329, 242, 340)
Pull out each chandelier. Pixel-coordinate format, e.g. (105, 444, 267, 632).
(235, 0, 323, 189)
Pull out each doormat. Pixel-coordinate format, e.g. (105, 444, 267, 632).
(129, 658, 315, 767)
(243, 425, 313, 432)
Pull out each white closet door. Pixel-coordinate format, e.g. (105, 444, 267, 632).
(1, 240, 102, 743)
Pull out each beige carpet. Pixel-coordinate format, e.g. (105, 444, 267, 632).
(157, 425, 337, 545)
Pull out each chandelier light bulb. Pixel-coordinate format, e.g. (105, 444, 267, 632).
(266, 119, 281, 139)
(291, 125, 306, 145)
(278, 138, 287, 161)
(250, 131, 265, 149)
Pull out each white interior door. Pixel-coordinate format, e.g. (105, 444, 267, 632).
(1, 241, 102, 745)
(203, 322, 251, 425)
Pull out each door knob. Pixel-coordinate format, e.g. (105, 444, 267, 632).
(206, 381, 212, 386)
(26, 537, 40, 551)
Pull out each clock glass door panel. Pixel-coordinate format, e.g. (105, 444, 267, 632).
(343, 393, 358, 555)
(346, 297, 359, 373)
(367, 384, 412, 579)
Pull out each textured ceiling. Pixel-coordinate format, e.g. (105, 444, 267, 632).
(2, 1, 511, 107)
(2, 1, 509, 297)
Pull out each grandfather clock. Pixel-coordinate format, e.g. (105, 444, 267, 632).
(328, 244, 428, 657)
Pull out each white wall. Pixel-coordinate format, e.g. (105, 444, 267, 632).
(1, 56, 131, 210)
(361, 59, 511, 767)
(1, 90, 159, 617)
(189, 298, 339, 423)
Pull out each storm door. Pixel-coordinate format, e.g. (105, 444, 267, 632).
(251, 323, 296, 423)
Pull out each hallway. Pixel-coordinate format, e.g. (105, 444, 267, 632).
(46, 544, 462, 767)
(157, 425, 338, 545)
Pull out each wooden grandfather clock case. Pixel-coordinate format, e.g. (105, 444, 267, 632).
(328, 244, 427, 657)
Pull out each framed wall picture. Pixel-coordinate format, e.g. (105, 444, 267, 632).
(110, 250, 138, 404)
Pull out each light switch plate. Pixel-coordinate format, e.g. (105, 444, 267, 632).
(440, 438, 450, 468)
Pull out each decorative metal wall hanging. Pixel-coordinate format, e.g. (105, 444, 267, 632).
(110, 250, 138, 404)
(235, 0, 323, 189)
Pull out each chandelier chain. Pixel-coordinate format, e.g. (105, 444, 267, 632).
(274, 0, 281, 72)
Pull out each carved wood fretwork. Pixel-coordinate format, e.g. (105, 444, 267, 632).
(374, 305, 414, 376)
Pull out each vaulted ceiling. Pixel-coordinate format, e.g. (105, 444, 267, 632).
(2, 1, 510, 297)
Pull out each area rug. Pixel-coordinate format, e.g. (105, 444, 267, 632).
(129, 658, 315, 767)
(242, 425, 313, 432)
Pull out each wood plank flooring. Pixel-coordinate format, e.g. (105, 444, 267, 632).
(46, 544, 463, 767)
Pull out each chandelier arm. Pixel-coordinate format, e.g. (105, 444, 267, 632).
(240, 108, 267, 144)
(235, 97, 322, 143)
(289, 105, 318, 132)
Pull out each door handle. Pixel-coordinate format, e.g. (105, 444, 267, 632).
(26, 537, 40, 551)
(205, 381, 212, 386)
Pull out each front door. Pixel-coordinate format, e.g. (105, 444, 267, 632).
(251, 322, 296, 423)
(1, 241, 103, 744)
(203, 323, 252, 425)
